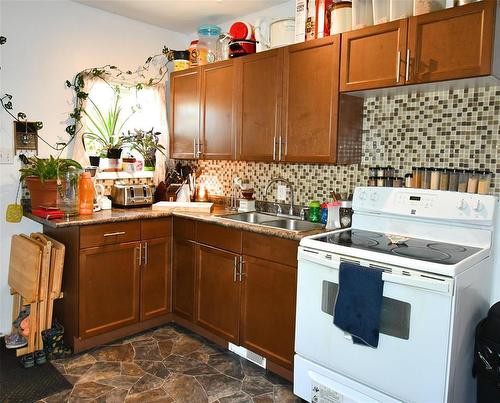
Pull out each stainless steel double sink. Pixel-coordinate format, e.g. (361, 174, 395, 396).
(220, 212, 324, 233)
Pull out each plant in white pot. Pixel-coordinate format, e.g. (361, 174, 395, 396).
(126, 128, 166, 171)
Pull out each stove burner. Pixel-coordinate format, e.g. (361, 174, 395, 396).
(352, 230, 383, 238)
(428, 243, 467, 253)
(392, 246, 451, 262)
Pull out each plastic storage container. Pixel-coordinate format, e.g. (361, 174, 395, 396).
(352, 0, 374, 30)
(414, 0, 446, 16)
(330, 1, 353, 34)
(309, 200, 321, 223)
(373, 0, 391, 24)
(197, 24, 221, 65)
(390, 0, 414, 21)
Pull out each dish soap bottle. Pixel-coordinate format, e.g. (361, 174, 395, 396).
(79, 172, 94, 215)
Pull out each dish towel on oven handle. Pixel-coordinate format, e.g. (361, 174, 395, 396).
(333, 262, 384, 348)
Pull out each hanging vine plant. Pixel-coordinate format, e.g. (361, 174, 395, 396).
(64, 46, 174, 147)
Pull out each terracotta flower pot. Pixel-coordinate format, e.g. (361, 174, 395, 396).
(25, 177, 59, 209)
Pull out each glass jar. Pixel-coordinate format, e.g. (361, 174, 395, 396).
(377, 166, 386, 177)
(439, 168, 449, 191)
(386, 166, 395, 177)
(448, 169, 459, 192)
(217, 33, 231, 61)
(368, 166, 378, 177)
(384, 176, 394, 187)
(405, 173, 413, 188)
(421, 168, 431, 189)
(57, 167, 81, 217)
(467, 170, 479, 193)
(430, 168, 440, 190)
(393, 177, 403, 188)
(197, 24, 221, 65)
(478, 170, 492, 195)
(458, 170, 469, 192)
(368, 176, 377, 187)
(309, 200, 321, 223)
(376, 176, 385, 187)
(412, 167, 421, 188)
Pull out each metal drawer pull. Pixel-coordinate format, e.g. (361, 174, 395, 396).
(233, 257, 239, 282)
(239, 259, 246, 282)
(193, 138, 197, 159)
(273, 136, 276, 160)
(396, 51, 401, 82)
(143, 242, 148, 265)
(103, 231, 125, 237)
(278, 136, 282, 161)
(136, 245, 142, 266)
(405, 49, 410, 81)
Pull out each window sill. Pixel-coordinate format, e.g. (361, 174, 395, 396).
(95, 171, 154, 180)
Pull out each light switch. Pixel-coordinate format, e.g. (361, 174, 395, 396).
(277, 184, 287, 201)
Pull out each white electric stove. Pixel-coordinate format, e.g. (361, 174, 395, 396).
(294, 187, 498, 403)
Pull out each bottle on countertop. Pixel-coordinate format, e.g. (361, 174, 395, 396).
(79, 172, 94, 215)
(309, 200, 321, 223)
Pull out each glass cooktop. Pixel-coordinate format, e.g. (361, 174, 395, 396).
(315, 229, 481, 265)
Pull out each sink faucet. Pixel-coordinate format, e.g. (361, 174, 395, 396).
(264, 177, 295, 217)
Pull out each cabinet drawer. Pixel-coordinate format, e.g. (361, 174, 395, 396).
(242, 232, 298, 267)
(80, 221, 141, 249)
(141, 217, 172, 240)
(174, 217, 196, 240)
(196, 222, 242, 253)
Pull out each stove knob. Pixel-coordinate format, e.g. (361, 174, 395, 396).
(370, 192, 379, 201)
(472, 200, 482, 212)
(457, 199, 466, 210)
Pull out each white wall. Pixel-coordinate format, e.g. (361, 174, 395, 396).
(0, 0, 187, 334)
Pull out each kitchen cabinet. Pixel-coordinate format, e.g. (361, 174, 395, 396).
(236, 49, 283, 161)
(200, 61, 236, 160)
(195, 245, 241, 343)
(340, 1, 496, 91)
(44, 218, 172, 352)
(240, 256, 297, 369)
(341, 20, 408, 91)
(172, 238, 196, 321)
(407, 1, 495, 84)
(79, 242, 141, 339)
(170, 68, 201, 159)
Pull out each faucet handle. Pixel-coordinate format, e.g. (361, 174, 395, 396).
(300, 207, 309, 221)
(273, 203, 282, 215)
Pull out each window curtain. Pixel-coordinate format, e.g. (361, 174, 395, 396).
(152, 83, 168, 186)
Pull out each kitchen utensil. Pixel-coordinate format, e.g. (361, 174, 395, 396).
(111, 183, 153, 207)
(176, 183, 191, 203)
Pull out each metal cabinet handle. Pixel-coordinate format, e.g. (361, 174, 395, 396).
(273, 136, 276, 160)
(239, 259, 246, 282)
(193, 138, 197, 159)
(136, 245, 142, 267)
(197, 140, 203, 158)
(278, 136, 282, 161)
(396, 51, 401, 83)
(103, 231, 125, 237)
(233, 256, 239, 282)
(405, 49, 410, 82)
(143, 242, 148, 266)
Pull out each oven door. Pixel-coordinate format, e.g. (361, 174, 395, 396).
(295, 247, 455, 403)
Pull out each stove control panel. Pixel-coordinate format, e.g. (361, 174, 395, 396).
(353, 187, 497, 225)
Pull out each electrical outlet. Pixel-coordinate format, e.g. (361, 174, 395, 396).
(0, 147, 14, 164)
(277, 184, 287, 201)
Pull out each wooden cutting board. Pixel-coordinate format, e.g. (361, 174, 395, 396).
(8, 234, 43, 302)
(152, 201, 214, 213)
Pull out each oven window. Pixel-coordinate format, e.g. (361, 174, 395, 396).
(321, 281, 411, 340)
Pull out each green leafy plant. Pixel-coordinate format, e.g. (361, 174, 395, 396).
(19, 156, 82, 182)
(82, 93, 135, 153)
(125, 128, 166, 166)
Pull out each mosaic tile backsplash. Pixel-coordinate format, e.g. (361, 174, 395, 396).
(184, 85, 499, 206)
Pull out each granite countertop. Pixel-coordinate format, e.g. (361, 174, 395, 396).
(24, 206, 326, 241)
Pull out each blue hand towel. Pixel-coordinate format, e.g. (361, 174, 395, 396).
(333, 262, 384, 348)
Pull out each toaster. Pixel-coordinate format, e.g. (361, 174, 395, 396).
(111, 183, 153, 207)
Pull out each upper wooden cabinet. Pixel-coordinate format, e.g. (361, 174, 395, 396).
(407, 0, 496, 84)
(200, 61, 236, 159)
(170, 68, 200, 159)
(235, 49, 283, 162)
(340, 1, 497, 92)
(341, 20, 408, 91)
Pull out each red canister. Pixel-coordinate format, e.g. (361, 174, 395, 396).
(229, 21, 255, 40)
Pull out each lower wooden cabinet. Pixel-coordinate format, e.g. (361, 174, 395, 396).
(195, 245, 241, 343)
(140, 236, 172, 321)
(79, 242, 141, 339)
(172, 238, 196, 321)
(240, 255, 297, 369)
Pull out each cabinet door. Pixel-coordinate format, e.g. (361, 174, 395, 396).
(282, 36, 341, 163)
(340, 20, 408, 91)
(170, 68, 200, 159)
(200, 61, 236, 160)
(195, 245, 240, 343)
(140, 237, 172, 321)
(240, 256, 297, 369)
(407, 1, 495, 84)
(79, 242, 140, 338)
(172, 238, 196, 321)
(236, 49, 283, 162)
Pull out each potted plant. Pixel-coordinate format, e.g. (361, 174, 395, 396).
(82, 93, 135, 171)
(126, 128, 166, 171)
(19, 156, 82, 209)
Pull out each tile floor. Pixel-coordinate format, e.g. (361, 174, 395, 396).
(40, 323, 303, 402)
